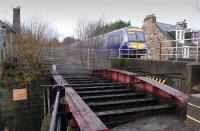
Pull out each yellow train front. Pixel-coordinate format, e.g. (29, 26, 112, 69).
(102, 26, 147, 58)
(118, 27, 147, 58)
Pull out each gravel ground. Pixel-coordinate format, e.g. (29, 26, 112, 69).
(111, 114, 195, 131)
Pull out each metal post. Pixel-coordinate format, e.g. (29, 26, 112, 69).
(52, 43, 54, 62)
(49, 91, 60, 131)
(47, 88, 51, 114)
(118, 48, 120, 58)
(175, 41, 178, 61)
(128, 48, 129, 58)
(87, 48, 90, 70)
(196, 40, 199, 62)
(136, 44, 138, 58)
(159, 42, 161, 60)
(43, 88, 46, 117)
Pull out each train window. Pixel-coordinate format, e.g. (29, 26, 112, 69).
(128, 32, 145, 42)
(120, 35, 123, 43)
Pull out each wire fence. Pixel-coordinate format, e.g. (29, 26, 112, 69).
(41, 38, 200, 73)
(41, 46, 111, 74)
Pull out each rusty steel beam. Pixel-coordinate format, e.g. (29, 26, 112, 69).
(93, 69, 188, 108)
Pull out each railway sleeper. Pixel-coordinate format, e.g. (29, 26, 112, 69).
(73, 85, 126, 91)
(96, 104, 176, 128)
(82, 93, 146, 103)
(67, 81, 97, 84)
(88, 98, 158, 112)
(66, 82, 131, 87)
(77, 88, 134, 96)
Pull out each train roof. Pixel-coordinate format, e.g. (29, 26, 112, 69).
(70, 26, 144, 46)
(86, 26, 143, 40)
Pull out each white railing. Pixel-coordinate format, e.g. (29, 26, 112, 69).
(115, 38, 200, 62)
(116, 46, 200, 62)
(117, 48, 147, 58)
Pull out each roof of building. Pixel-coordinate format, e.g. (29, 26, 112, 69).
(156, 22, 180, 32)
(155, 21, 198, 40)
(156, 22, 194, 33)
(0, 19, 15, 33)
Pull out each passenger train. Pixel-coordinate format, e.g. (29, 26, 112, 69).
(71, 26, 147, 57)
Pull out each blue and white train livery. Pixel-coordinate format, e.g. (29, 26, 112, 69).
(71, 26, 147, 57)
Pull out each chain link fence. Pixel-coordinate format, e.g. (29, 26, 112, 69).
(41, 46, 112, 74)
(40, 38, 200, 74)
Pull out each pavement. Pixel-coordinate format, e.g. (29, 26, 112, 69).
(111, 114, 196, 131)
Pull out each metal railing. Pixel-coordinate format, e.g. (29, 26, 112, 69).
(116, 38, 200, 62)
(49, 91, 60, 131)
(48, 84, 65, 131)
(40, 38, 200, 72)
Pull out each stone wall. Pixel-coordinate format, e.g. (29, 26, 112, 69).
(111, 58, 200, 94)
(186, 63, 200, 93)
(142, 15, 173, 60)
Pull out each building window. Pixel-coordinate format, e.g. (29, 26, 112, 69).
(182, 46, 189, 58)
(176, 30, 185, 43)
(192, 32, 198, 44)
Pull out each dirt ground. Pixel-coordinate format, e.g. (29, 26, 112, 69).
(111, 114, 196, 131)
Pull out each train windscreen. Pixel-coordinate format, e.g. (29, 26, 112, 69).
(128, 32, 145, 42)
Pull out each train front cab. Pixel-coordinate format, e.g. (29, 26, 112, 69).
(120, 28, 147, 58)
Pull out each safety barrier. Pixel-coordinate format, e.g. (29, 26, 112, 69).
(49, 85, 65, 131)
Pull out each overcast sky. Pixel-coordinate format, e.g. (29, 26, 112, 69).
(0, 0, 200, 41)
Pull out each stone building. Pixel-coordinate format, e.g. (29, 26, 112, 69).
(142, 14, 199, 60)
(0, 20, 15, 77)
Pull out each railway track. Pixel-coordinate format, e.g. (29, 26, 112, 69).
(63, 75, 176, 128)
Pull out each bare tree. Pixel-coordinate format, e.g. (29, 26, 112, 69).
(75, 16, 106, 40)
(74, 16, 107, 69)
(14, 17, 58, 72)
(75, 17, 89, 41)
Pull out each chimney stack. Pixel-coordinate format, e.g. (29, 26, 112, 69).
(176, 19, 187, 29)
(13, 7, 21, 33)
(144, 14, 156, 23)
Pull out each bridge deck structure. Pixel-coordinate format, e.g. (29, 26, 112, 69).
(50, 69, 188, 131)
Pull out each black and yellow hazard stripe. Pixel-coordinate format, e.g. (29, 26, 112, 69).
(147, 76, 166, 84)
